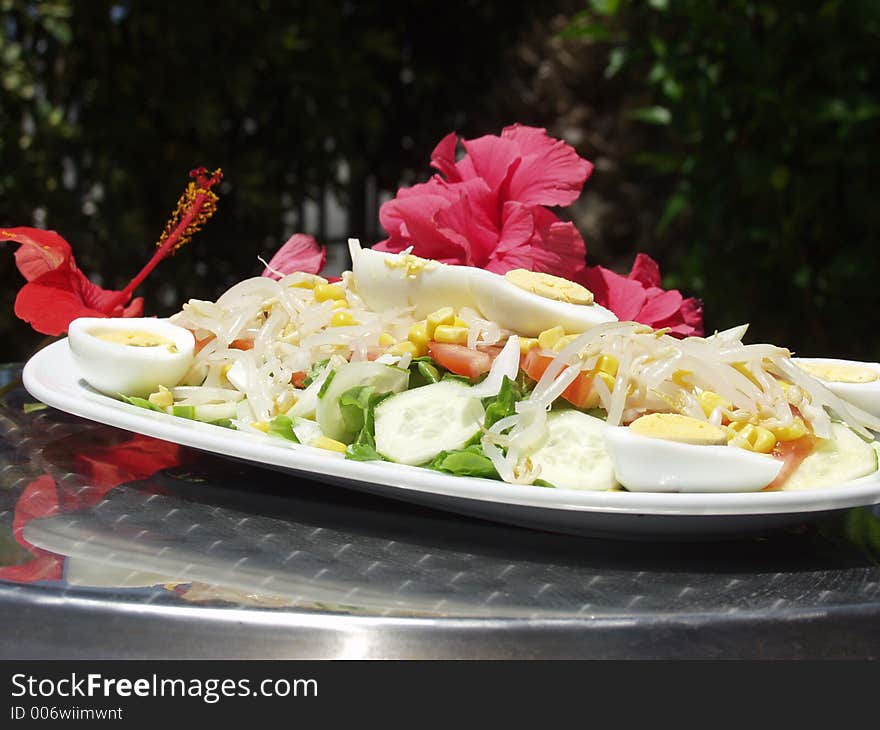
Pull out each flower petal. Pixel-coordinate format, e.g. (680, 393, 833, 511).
(628, 252, 662, 288)
(14, 268, 128, 335)
(430, 132, 463, 182)
(526, 207, 587, 277)
(1, 226, 72, 281)
(578, 265, 647, 322)
(501, 124, 593, 207)
(459, 133, 522, 191)
(262, 233, 326, 279)
(638, 287, 684, 324)
(376, 191, 471, 264)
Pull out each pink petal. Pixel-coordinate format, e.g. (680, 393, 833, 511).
(578, 265, 647, 322)
(526, 207, 587, 278)
(638, 287, 684, 324)
(460, 134, 522, 192)
(435, 179, 501, 266)
(380, 193, 471, 263)
(495, 202, 535, 254)
(430, 132, 462, 182)
(501, 124, 593, 207)
(628, 253, 662, 288)
(262, 234, 326, 279)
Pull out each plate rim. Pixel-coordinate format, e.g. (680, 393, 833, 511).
(21, 338, 880, 519)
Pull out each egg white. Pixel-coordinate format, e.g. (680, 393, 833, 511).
(349, 239, 618, 336)
(602, 426, 783, 493)
(793, 357, 880, 419)
(68, 317, 195, 398)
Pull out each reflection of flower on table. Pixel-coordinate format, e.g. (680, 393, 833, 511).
(0, 427, 183, 584)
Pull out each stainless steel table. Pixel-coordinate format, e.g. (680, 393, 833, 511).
(1, 365, 878, 659)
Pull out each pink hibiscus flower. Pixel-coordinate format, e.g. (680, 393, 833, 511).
(579, 253, 704, 337)
(374, 124, 592, 277)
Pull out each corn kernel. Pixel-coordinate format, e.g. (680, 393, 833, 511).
(289, 275, 327, 289)
(408, 321, 430, 348)
(313, 436, 347, 454)
(426, 307, 455, 338)
(148, 385, 173, 409)
(727, 422, 777, 453)
(596, 354, 619, 377)
(453, 316, 468, 328)
(770, 417, 808, 442)
(537, 325, 566, 350)
(389, 341, 425, 357)
(595, 371, 616, 392)
(330, 310, 358, 327)
(252, 421, 270, 433)
(672, 369, 693, 387)
(552, 334, 580, 353)
(433, 325, 469, 345)
(330, 298, 349, 310)
(378, 332, 396, 347)
(519, 337, 539, 354)
(732, 362, 760, 386)
(314, 283, 346, 302)
(698, 390, 732, 419)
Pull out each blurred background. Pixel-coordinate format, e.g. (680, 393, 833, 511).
(1, 0, 878, 362)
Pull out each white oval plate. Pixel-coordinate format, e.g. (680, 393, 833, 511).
(22, 339, 880, 540)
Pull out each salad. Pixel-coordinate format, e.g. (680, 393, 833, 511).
(67, 240, 880, 494)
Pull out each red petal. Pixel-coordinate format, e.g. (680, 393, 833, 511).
(500, 124, 593, 207)
(430, 132, 462, 182)
(261, 233, 326, 279)
(1, 227, 72, 281)
(628, 253, 662, 288)
(13, 268, 125, 335)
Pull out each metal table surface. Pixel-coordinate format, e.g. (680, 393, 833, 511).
(1, 364, 879, 659)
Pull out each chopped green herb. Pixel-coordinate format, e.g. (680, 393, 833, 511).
(120, 394, 164, 413)
(267, 414, 299, 442)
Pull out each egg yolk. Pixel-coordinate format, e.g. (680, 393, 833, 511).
(504, 269, 594, 306)
(93, 329, 178, 352)
(799, 362, 879, 384)
(629, 413, 728, 445)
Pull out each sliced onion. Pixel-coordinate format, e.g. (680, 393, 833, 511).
(469, 336, 521, 398)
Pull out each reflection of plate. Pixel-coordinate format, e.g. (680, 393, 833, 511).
(23, 339, 880, 539)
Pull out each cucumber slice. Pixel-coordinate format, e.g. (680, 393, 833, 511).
(193, 402, 239, 422)
(526, 410, 619, 491)
(783, 422, 879, 490)
(316, 361, 409, 443)
(374, 381, 485, 465)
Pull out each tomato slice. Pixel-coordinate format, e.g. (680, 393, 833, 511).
(764, 434, 816, 490)
(290, 371, 308, 388)
(520, 348, 597, 408)
(230, 338, 255, 351)
(427, 342, 492, 379)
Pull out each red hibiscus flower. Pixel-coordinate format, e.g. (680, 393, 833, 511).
(374, 124, 593, 277)
(579, 253, 704, 337)
(1, 167, 222, 336)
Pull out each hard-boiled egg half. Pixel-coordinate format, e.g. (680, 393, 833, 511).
(348, 239, 617, 336)
(68, 317, 195, 398)
(602, 413, 783, 493)
(794, 357, 880, 419)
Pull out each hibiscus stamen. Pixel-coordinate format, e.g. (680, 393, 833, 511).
(104, 167, 223, 312)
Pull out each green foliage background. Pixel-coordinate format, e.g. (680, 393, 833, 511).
(1, 0, 878, 362)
